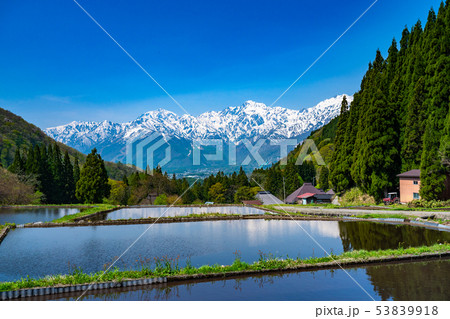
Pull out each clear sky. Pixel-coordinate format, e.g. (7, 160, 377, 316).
(0, 0, 443, 129)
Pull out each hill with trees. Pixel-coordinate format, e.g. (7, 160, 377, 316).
(329, 2, 449, 201)
(261, 2, 450, 202)
(0, 107, 135, 180)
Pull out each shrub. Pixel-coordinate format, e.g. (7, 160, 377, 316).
(408, 199, 450, 208)
(154, 194, 168, 205)
(340, 187, 376, 206)
(167, 195, 181, 205)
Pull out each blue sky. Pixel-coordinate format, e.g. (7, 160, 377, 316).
(0, 0, 443, 128)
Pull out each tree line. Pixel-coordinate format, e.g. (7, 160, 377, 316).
(108, 166, 260, 205)
(8, 145, 110, 204)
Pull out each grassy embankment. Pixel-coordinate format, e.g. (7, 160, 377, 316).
(1, 243, 448, 292)
(51, 204, 117, 223)
(262, 203, 450, 212)
(113, 212, 241, 221)
(262, 207, 449, 224)
(0, 223, 15, 231)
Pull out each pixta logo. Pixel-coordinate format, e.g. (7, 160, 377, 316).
(127, 134, 326, 173)
(126, 132, 171, 174)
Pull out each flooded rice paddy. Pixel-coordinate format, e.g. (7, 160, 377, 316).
(0, 207, 80, 225)
(41, 259, 450, 301)
(0, 219, 448, 282)
(95, 206, 265, 220)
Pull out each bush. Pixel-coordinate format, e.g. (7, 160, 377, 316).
(340, 187, 376, 206)
(167, 195, 181, 205)
(154, 194, 168, 205)
(408, 199, 450, 208)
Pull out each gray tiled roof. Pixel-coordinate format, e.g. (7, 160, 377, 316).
(256, 192, 284, 205)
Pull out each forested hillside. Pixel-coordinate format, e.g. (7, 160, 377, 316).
(328, 2, 450, 201)
(0, 107, 135, 180)
(262, 2, 450, 202)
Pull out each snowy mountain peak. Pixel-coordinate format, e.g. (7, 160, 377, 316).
(45, 94, 353, 163)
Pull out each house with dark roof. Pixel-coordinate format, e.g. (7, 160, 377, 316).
(284, 183, 325, 204)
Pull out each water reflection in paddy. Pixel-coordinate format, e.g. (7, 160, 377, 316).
(97, 206, 265, 220)
(1, 219, 448, 282)
(50, 259, 450, 301)
(0, 207, 79, 225)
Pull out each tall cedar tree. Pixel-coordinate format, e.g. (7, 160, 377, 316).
(318, 166, 330, 191)
(63, 151, 76, 203)
(76, 148, 111, 203)
(329, 95, 350, 192)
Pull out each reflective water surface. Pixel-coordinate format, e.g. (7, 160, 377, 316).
(0, 207, 79, 225)
(0, 219, 448, 282)
(97, 206, 265, 220)
(49, 259, 450, 301)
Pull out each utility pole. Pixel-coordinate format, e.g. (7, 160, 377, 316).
(282, 177, 286, 203)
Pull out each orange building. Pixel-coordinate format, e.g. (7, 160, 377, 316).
(397, 169, 421, 203)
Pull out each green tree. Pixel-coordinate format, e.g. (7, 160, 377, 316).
(208, 182, 226, 203)
(236, 166, 250, 187)
(154, 193, 168, 205)
(402, 77, 426, 170)
(76, 148, 111, 203)
(440, 107, 450, 170)
(265, 166, 283, 197)
(49, 144, 64, 203)
(420, 115, 447, 200)
(234, 186, 258, 203)
(329, 95, 352, 192)
(8, 149, 25, 175)
(283, 160, 300, 195)
(63, 150, 76, 203)
(108, 180, 129, 205)
(182, 188, 196, 204)
(318, 166, 330, 191)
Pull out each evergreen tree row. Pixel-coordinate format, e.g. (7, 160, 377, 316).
(8, 145, 110, 204)
(329, 2, 450, 201)
(8, 143, 78, 203)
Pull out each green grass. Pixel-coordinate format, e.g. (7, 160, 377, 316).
(114, 212, 241, 221)
(350, 213, 448, 224)
(261, 204, 339, 209)
(51, 204, 117, 223)
(350, 213, 418, 220)
(0, 223, 15, 231)
(1, 243, 448, 292)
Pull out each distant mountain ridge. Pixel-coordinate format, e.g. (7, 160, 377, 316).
(45, 95, 352, 174)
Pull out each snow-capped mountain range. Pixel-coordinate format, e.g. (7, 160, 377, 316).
(45, 94, 352, 173)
